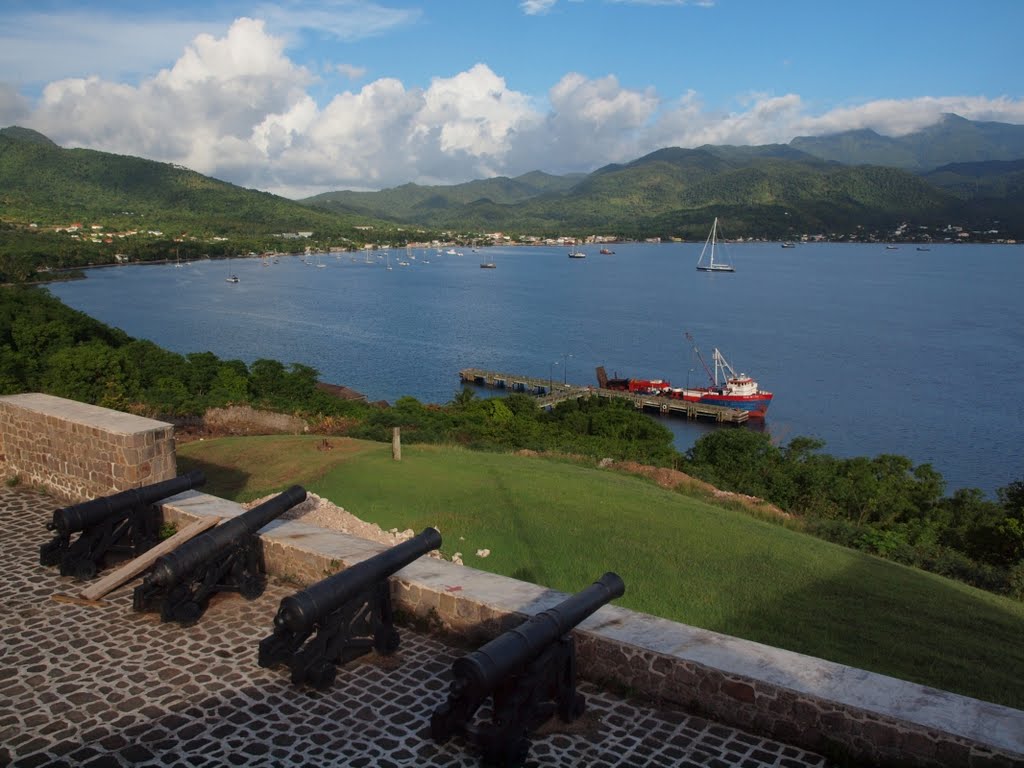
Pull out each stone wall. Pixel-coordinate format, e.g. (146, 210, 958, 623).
(0, 393, 176, 501)
(157, 493, 1024, 768)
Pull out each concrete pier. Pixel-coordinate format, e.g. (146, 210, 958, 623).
(459, 368, 750, 423)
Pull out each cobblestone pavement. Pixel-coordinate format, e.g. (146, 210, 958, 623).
(0, 487, 831, 767)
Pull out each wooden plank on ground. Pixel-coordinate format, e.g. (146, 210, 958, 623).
(78, 516, 221, 601)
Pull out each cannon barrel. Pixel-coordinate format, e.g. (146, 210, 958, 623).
(48, 469, 206, 536)
(452, 572, 624, 694)
(149, 485, 306, 587)
(275, 527, 441, 636)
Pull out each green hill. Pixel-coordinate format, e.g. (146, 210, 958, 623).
(3, 119, 1020, 245)
(177, 435, 1024, 710)
(0, 127, 367, 237)
(923, 158, 1024, 199)
(303, 170, 582, 221)
(336, 145, 959, 238)
(791, 113, 1024, 171)
(0, 126, 58, 147)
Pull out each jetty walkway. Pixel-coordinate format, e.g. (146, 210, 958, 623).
(459, 368, 750, 423)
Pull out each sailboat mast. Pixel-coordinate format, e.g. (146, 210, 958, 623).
(709, 217, 717, 267)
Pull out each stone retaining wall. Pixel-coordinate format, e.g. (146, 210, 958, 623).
(159, 492, 1024, 768)
(0, 393, 176, 501)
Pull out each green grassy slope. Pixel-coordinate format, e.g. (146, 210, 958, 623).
(0, 132, 366, 236)
(177, 436, 1024, 709)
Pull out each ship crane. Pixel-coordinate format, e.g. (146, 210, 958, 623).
(685, 332, 717, 386)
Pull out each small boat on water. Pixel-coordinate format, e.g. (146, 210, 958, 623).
(696, 217, 735, 272)
(781, 242, 795, 248)
(602, 333, 772, 417)
(916, 246, 931, 251)
(885, 245, 899, 250)
(479, 262, 496, 269)
(568, 246, 586, 259)
(225, 274, 239, 283)
(599, 248, 614, 254)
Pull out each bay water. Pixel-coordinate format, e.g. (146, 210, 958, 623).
(48, 242, 1024, 496)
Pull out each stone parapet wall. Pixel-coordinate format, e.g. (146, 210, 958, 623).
(0, 393, 176, 501)
(162, 492, 1024, 768)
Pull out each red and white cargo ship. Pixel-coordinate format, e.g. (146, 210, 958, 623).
(601, 336, 773, 417)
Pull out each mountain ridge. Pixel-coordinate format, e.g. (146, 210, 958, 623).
(790, 113, 1024, 170)
(3, 117, 1023, 241)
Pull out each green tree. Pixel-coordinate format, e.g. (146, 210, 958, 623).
(249, 359, 288, 404)
(184, 352, 222, 398)
(42, 342, 140, 408)
(995, 481, 1024, 566)
(208, 365, 250, 406)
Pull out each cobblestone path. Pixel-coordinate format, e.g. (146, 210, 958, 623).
(0, 487, 830, 767)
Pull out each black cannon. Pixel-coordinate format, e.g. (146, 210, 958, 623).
(431, 572, 625, 767)
(132, 485, 306, 624)
(258, 527, 442, 689)
(39, 469, 207, 580)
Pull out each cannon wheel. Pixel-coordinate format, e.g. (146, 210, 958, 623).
(71, 559, 98, 581)
(172, 600, 204, 625)
(239, 576, 265, 600)
(309, 660, 337, 691)
(568, 692, 586, 721)
(374, 625, 401, 656)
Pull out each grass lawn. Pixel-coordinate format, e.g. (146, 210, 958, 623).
(177, 435, 1024, 710)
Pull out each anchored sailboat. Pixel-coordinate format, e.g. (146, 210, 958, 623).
(696, 217, 735, 272)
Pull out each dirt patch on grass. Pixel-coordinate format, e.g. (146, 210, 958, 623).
(245, 490, 443, 558)
(606, 460, 793, 520)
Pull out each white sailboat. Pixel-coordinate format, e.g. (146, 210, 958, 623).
(696, 217, 735, 272)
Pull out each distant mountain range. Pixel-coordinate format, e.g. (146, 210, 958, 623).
(304, 143, 1023, 239)
(3, 115, 1023, 241)
(791, 113, 1024, 170)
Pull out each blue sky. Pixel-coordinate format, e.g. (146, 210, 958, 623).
(1, 0, 1022, 197)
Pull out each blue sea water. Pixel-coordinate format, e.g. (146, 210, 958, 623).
(48, 242, 1024, 496)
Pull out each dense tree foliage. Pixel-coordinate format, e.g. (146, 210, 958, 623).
(2, 285, 1021, 599)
